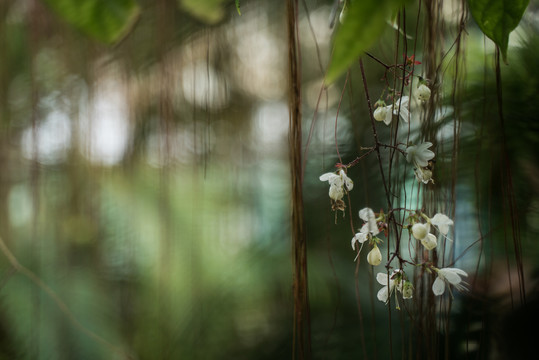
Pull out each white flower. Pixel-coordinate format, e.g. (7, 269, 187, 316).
(417, 84, 431, 102)
(392, 96, 410, 123)
(367, 245, 382, 266)
(373, 97, 410, 125)
(359, 207, 379, 235)
(320, 169, 353, 201)
(351, 207, 380, 251)
(431, 213, 454, 235)
(432, 267, 468, 296)
(376, 270, 408, 303)
(406, 142, 435, 168)
(374, 106, 391, 124)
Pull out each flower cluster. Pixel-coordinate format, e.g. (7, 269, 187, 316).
(318, 53, 469, 310)
(410, 212, 454, 250)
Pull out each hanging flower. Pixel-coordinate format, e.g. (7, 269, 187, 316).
(373, 97, 410, 125)
(406, 142, 435, 167)
(374, 105, 392, 124)
(411, 222, 437, 250)
(367, 244, 382, 266)
(432, 267, 468, 296)
(376, 270, 411, 306)
(352, 207, 381, 251)
(359, 207, 379, 235)
(431, 213, 454, 235)
(320, 169, 353, 201)
(417, 84, 431, 102)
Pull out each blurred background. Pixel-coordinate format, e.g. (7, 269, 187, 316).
(0, 0, 538, 359)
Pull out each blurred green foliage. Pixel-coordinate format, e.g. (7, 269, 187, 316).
(0, 0, 537, 359)
(43, 0, 140, 44)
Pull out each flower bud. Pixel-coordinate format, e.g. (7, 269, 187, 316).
(402, 281, 413, 299)
(373, 106, 389, 122)
(367, 245, 382, 266)
(417, 84, 431, 101)
(420, 233, 438, 250)
(411, 223, 428, 240)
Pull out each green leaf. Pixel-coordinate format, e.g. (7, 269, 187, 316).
(43, 0, 140, 44)
(179, 0, 227, 24)
(468, 0, 530, 63)
(325, 0, 407, 84)
(236, 0, 241, 16)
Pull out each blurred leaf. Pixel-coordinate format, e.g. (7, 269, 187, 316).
(468, 0, 529, 63)
(325, 0, 408, 84)
(179, 0, 227, 24)
(236, 0, 241, 16)
(43, 0, 140, 44)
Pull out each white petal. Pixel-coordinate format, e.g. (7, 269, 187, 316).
(359, 208, 374, 222)
(441, 270, 463, 285)
(359, 208, 379, 235)
(440, 268, 468, 283)
(357, 232, 369, 244)
(432, 277, 446, 296)
(431, 213, 453, 235)
(319, 172, 334, 181)
(351, 234, 359, 250)
(344, 175, 354, 191)
(405, 144, 420, 164)
(377, 286, 389, 303)
(329, 185, 343, 200)
(376, 272, 389, 285)
(373, 107, 388, 122)
(383, 105, 393, 125)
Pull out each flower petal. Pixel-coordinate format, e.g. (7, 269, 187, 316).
(377, 286, 389, 303)
(344, 174, 354, 191)
(432, 277, 446, 296)
(431, 213, 454, 235)
(441, 270, 463, 285)
(383, 105, 393, 125)
(319, 172, 334, 181)
(376, 272, 389, 285)
(359, 208, 374, 222)
(359, 208, 379, 235)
